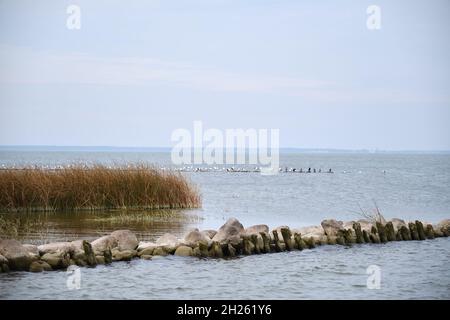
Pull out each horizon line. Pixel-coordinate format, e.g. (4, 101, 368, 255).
(1, 145, 450, 154)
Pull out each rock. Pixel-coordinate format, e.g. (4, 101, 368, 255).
(112, 249, 137, 261)
(415, 221, 426, 241)
(293, 226, 325, 241)
(249, 235, 261, 254)
(0, 239, 37, 271)
(435, 219, 450, 236)
(293, 233, 307, 250)
(225, 243, 236, 257)
(192, 241, 210, 258)
(110, 230, 138, 251)
(140, 255, 153, 260)
(398, 226, 411, 240)
(137, 242, 158, 252)
(408, 222, 420, 240)
(41, 252, 71, 269)
(425, 224, 435, 239)
(242, 236, 255, 255)
(260, 232, 271, 253)
(212, 218, 244, 245)
(376, 222, 388, 243)
(29, 261, 52, 273)
(201, 230, 217, 239)
(321, 219, 344, 237)
(369, 233, 380, 244)
(23, 244, 39, 259)
(244, 225, 269, 236)
(183, 229, 211, 247)
(353, 222, 364, 243)
(303, 237, 316, 249)
(95, 256, 105, 264)
(0, 254, 9, 272)
(152, 247, 169, 256)
(280, 228, 294, 251)
(156, 233, 181, 252)
(138, 247, 156, 257)
(38, 242, 73, 255)
(91, 235, 118, 254)
(209, 241, 224, 258)
(385, 222, 396, 241)
(175, 246, 193, 257)
(271, 230, 283, 252)
(391, 218, 407, 232)
(357, 220, 375, 233)
(362, 230, 371, 243)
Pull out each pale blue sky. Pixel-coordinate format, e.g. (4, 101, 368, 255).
(0, 0, 449, 150)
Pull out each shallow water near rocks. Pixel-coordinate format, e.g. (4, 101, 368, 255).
(0, 151, 449, 299)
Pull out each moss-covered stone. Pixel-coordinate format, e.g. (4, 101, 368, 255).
(415, 221, 426, 241)
(400, 226, 412, 241)
(376, 222, 388, 243)
(408, 222, 419, 240)
(272, 230, 283, 252)
(425, 224, 435, 239)
(260, 232, 271, 253)
(353, 222, 364, 244)
(362, 230, 371, 243)
(385, 222, 396, 242)
(280, 228, 294, 251)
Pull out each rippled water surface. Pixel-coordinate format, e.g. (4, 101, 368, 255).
(0, 151, 449, 299)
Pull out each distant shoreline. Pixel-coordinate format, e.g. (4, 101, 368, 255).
(1, 145, 450, 155)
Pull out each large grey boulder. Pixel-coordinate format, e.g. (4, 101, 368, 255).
(244, 225, 269, 236)
(183, 229, 211, 247)
(435, 219, 450, 235)
(110, 230, 138, 251)
(175, 245, 193, 257)
(390, 218, 407, 232)
(38, 242, 74, 255)
(29, 260, 52, 273)
(321, 219, 344, 237)
(357, 219, 375, 232)
(212, 218, 244, 245)
(201, 230, 217, 239)
(0, 239, 37, 271)
(156, 233, 181, 252)
(91, 235, 118, 254)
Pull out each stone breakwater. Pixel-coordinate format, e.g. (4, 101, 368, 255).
(1, 218, 449, 273)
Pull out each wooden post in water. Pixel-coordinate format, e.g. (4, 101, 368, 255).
(415, 221, 426, 241)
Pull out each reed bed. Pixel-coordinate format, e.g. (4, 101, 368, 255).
(0, 165, 201, 212)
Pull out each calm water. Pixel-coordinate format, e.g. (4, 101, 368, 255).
(0, 151, 449, 299)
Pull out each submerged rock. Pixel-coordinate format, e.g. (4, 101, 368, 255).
(29, 260, 52, 273)
(174, 245, 193, 257)
(0, 239, 37, 271)
(212, 218, 244, 245)
(110, 230, 138, 251)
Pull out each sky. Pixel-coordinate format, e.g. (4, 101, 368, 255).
(0, 0, 449, 150)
